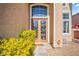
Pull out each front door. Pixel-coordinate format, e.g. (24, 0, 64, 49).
(32, 18, 48, 43)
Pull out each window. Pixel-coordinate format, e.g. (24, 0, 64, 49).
(63, 13, 69, 19)
(63, 3, 66, 6)
(41, 20, 46, 40)
(63, 21, 69, 33)
(63, 12, 70, 34)
(32, 5, 47, 16)
(33, 20, 38, 39)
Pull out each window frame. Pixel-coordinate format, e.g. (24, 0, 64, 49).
(62, 12, 71, 36)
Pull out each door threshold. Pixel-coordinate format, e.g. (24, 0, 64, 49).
(35, 42, 49, 46)
(35, 42, 48, 44)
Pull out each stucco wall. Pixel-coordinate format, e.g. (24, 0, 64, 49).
(0, 4, 29, 38)
(54, 3, 72, 47)
(49, 3, 54, 47)
(54, 3, 63, 47)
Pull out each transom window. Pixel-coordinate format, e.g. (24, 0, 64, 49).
(32, 5, 47, 17)
(63, 13, 69, 19)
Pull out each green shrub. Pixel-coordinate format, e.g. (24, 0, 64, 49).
(0, 30, 36, 56)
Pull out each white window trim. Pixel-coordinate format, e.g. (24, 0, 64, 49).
(62, 11, 71, 36)
(30, 4, 50, 44)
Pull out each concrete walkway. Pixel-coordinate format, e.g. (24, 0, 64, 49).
(34, 40, 79, 56)
(34, 44, 52, 56)
(48, 41, 79, 56)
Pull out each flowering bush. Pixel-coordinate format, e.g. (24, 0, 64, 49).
(0, 30, 36, 56)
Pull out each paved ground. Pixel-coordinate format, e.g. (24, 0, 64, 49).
(48, 40, 79, 56)
(34, 40, 79, 56)
(34, 44, 52, 56)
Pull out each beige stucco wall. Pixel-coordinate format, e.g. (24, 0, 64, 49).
(0, 4, 29, 38)
(54, 3, 63, 47)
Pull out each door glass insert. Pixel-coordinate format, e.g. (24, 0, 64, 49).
(33, 20, 38, 39)
(41, 20, 46, 40)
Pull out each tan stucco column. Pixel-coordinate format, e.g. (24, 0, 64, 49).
(53, 3, 63, 47)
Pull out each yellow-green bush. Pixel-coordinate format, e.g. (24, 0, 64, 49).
(0, 30, 36, 56)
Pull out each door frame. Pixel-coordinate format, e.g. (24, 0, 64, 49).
(30, 4, 50, 44)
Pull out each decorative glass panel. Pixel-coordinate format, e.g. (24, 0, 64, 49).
(33, 20, 38, 39)
(41, 20, 46, 40)
(32, 5, 47, 16)
(63, 21, 69, 33)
